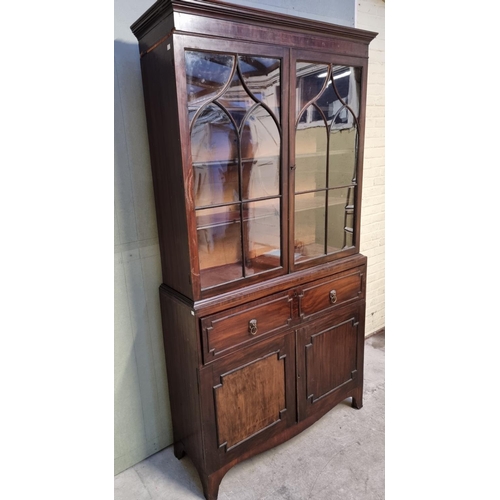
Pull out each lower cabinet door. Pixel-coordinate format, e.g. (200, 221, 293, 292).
(297, 302, 365, 421)
(200, 331, 296, 468)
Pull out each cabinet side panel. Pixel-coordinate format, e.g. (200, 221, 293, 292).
(140, 38, 193, 299)
(159, 288, 204, 470)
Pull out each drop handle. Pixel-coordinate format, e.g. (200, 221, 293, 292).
(248, 319, 258, 335)
(329, 290, 337, 304)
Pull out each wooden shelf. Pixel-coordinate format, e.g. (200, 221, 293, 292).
(294, 193, 350, 213)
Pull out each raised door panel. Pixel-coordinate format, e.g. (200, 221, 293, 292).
(200, 331, 296, 469)
(297, 302, 365, 421)
(215, 353, 285, 449)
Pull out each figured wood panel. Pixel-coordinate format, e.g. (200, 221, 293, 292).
(214, 351, 286, 450)
(305, 320, 357, 402)
(200, 331, 296, 471)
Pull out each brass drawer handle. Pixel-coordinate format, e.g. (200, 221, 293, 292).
(329, 290, 337, 304)
(248, 319, 258, 335)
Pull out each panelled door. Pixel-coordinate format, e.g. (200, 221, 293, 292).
(296, 302, 365, 421)
(200, 331, 296, 468)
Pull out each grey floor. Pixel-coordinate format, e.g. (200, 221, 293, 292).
(115, 333, 385, 500)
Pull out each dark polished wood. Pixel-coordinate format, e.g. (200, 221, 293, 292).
(297, 301, 365, 421)
(159, 288, 204, 472)
(298, 267, 364, 320)
(201, 289, 294, 363)
(131, 2, 376, 498)
(131, 0, 376, 56)
(201, 331, 296, 469)
(140, 36, 194, 298)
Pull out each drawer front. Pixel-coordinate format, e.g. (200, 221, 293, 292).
(201, 291, 293, 364)
(299, 268, 364, 320)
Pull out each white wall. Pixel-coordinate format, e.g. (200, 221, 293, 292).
(221, 0, 355, 26)
(357, 0, 386, 336)
(114, 0, 384, 475)
(114, 0, 174, 475)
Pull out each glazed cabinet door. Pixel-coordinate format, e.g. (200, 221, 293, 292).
(200, 330, 296, 469)
(175, 35, 289, 297)
(297, 302, 365, 421)
(290, 49, 367, 270)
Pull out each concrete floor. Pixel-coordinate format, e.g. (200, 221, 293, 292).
(115, 332, 385, 500)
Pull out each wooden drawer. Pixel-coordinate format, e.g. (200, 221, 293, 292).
(299, 268, 364, 320)
(201, 291, 293, 364)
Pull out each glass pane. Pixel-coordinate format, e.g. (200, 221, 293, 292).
(327, 66, 359, 188)
(327, 187, 355, 253)
(296, 62, 329, 119)
(217, 70, 255, 129)
(191, 104, 239, 207)
(331, 66, 360, 119)
(294, 192, 326, 262)
(329, 126, 357, 187)
(312, 75, 336, 123)
(217, 56, 281, 129)
(239, 56, 281, 124)
(299, 66, 360, 127)
(243, 199, 281, 275)
(185, 51, 235, 123)
(196, 205, 242, 288)
(295, 104, 327, 192)
(241, 105, 280, 200)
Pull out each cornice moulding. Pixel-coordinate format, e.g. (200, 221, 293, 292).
(131, 0, 377, 43)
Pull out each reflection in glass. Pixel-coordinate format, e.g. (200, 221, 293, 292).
(294, 61, 360, 263)
(196, 205, 243, 288)
(295, 104, 327, 193)
(187, 50, 282, 288)
(294, 192, 326, 262)
(239, 55, 281, 123)
(327, 187, 355, 252)
(332, 66, 361, 119)
(191, 104, 239, 207)
(243, 199, 281, 275)
(216, 56, 281, 128)
(327, 66, 359, 188)
(218, 71, 255, 128)
(308, 76, 335, 123)
(241, 105, 280, 199)
(296, 62, 328, 118)
(185, 52, 235, 123)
